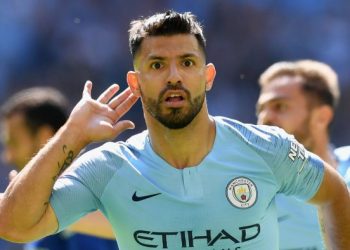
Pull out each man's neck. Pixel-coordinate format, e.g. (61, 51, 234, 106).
(309, 134, 337, 169)
(146, 112, 216, 169)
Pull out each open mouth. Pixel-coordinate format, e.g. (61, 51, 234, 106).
(163, 91, 186, 107)
(165, 94, 184, 102)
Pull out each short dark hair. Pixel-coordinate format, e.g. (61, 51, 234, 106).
(259, 60, 340, 110)
(128, 10, 206, 59)
(1, 87, 69, 134)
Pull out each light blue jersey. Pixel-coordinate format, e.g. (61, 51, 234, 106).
(50, 116, 324, 250)
(344, 168, 350, 186)
(277, 145, 350, 250)
(335, 146, 350, 185)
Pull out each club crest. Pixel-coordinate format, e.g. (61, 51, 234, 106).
(226, 177, 257, 208)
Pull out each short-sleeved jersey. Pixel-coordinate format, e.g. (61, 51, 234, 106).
(50, 116, 324, 250)
(276, 145, 350, 250)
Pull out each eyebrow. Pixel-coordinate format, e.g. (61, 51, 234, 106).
(180, 53, 198, 59)
(256, 96, 290, 111)
(147, 55, 164, 61)
(147, 53, 198, 61)
(259, 95, 291, 105)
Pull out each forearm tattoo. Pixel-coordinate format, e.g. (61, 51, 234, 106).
(52, 145, 74, 182)
(45, 145, 74, 207)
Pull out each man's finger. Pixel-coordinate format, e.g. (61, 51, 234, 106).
(97, 84, 120, 104)
(109, 87, 133, 109)
(113, 120, 135, 132)
(111, 92, 139, 121)
(82, 80, 93, 99)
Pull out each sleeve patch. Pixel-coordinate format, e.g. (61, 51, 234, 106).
(288, 140, 307, 162)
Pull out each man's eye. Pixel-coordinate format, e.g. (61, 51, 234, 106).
(183, 60, 193, 67)
(151, 62, 162, 70)
(276, 103, 288, 112)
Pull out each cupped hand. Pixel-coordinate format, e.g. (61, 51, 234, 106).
(67, 81, 139, 145)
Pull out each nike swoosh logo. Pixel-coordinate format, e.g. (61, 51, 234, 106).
(132, 192, 161, 202)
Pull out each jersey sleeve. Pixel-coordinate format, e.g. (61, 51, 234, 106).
(246, 124, 325, 201)
(50, 143, 122, 232)
(334, 146, 350, 186)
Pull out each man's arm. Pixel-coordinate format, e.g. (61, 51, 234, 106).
(0, 81, 138, 242)
(309, 161, 350, 249)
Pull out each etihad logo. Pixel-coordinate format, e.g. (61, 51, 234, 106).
(226, 177, 257, 208)
(134, 224, 260, 248)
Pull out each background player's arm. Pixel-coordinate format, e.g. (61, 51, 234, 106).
(0, 82, 138, 242)
(68, 211, 115, 239)
(308, 161, 350, 249)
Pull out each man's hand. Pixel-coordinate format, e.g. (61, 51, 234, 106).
(67, 81, 139, 146)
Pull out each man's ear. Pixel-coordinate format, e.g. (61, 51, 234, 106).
(312, 105, 334, 130)
(127, 71, 141, 97)
(205, 63, 216, 91)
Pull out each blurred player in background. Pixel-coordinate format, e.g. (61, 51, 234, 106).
(256, 59, 350, 249)
(0, 87, 119, 250)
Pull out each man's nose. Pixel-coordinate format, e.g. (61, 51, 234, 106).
(167, 63, 182, 85)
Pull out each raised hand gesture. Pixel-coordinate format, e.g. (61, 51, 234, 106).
(67, 81, 139, 146)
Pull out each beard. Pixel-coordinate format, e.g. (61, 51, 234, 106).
(279, 112, 313, 151)
(261, 111, 314, 151)
(292, 117, 313, 151)
(141, 85, 205, 129)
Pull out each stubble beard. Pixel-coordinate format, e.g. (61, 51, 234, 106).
(142, 89, 205, 129)
(292, 115, 314, 152)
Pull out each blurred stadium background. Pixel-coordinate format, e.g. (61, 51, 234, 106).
(1, 1, 350, 249)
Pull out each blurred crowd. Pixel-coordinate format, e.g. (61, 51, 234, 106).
(1, 1, 350, 248)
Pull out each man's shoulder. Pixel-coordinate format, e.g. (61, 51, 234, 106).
(95, 130, 148, 154)
(125, 130, 148, 148)
(213, 116, 291, 142)
(71, 131, 148, 169)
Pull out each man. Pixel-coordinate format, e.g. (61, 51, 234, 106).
(0, 11, 348, 249)
(0, 87, 118, 250)
(256, 60, 350, 249)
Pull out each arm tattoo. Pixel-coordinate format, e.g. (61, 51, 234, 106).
(52, 145, 75, 182)
(46, 145, 75, 206)
(59, 145, 75, 172)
